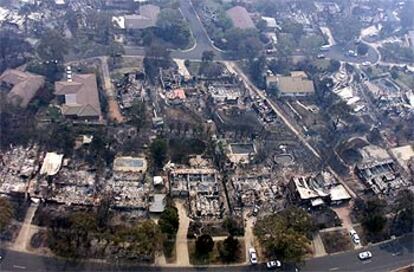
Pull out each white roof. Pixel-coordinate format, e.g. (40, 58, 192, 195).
(112, 16, 125, 29)
(153, 176, 163, 185)
(330, 185, 351, 201)
(40, 152, 64, 176)
(261, 16, 278, 28)
(347, 96, 361, 105)
(334, 86, 354, 99)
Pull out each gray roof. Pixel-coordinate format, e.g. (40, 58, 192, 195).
(55, 74, 101, 118)
(125, 4, 160, 29)
(149, 194, 166, 213)
(0, 69, 45, 108)
(226, 6, 255, 29)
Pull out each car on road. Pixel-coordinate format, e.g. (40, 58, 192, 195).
(249, 247, 258, 264)
(266, 260, 282, 269)
(358, 251, 372, 260)
(349, 229, 361, 245)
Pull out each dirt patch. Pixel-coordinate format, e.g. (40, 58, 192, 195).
(108, 98, 125, 123)
(320, 229, 353, 254)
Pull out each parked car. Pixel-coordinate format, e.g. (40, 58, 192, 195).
(358, 251, 372, 260)
(249, 247, 258, 264)
(266, 260, 282, 269)
(349, 229, 361, 245)
(252, 205, 260, 216)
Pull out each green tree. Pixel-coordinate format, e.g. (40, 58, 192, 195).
(353, 197, 388, 237)
(219, 235, 240, 262)
(156, 8, 192, 48)
(357, 43, 369, 56)
(129, 99, 147, 130)
(248, 55, 266, 88)
(392, 189, 414, 235)
(150, 138, 168, 169)
(158, 206, 179, 236)
(0, 197, 13, 232)
(0, 29, 32, 72)
(281, 20, 304, 42)
(37, 30, 68, 62)
(144, 45, 172, 83)
(201, 50, 215, 62)
(97, 196, 112, 229)
(113, 219, 163, 260)
(224, 29, 263, 58)
(223, 217, 244, 236)
(195, 234, 214, 256)
(254, 208, 313, 262)
(327, 60, 341, 73)
(328, 16, 361, 44)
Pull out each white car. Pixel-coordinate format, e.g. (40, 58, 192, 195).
(352, 234, 361, 244)
(266, 260, 282, 269)
(358, 251, 372, 260)
(349, 230, 361, 245)
(248, 247, 258, 264)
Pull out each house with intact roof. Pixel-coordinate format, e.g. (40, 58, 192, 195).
(226, 6, 256, 30)
(0, 69, 45, 108)
(112, 4, 160, 30)
(54, 73, 102, 122)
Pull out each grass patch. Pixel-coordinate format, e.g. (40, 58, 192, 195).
(320, 229, 353, 254)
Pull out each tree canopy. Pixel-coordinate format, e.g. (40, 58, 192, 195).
(0, 197, 13, 232)
(158, 206, 179, 237)
(156, 8, 192, 49)
(254, 207, 314, 262)
(353, 197, 388, 238)
(150, 138, 168, 169)
(218, 235, 240, 262)
(195, 234, 214, 256)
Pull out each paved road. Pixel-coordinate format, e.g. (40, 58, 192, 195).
(0, 234, 412, 271)
(125, 0, 223, 60)
(325, 44, 380, 65)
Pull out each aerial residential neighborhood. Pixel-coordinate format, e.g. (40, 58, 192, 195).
(0, 0, 413, 271)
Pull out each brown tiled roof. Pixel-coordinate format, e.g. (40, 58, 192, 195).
(226, 6, 255, 30)
(0, 69, 45, 108)
(54, 74, 102, 118)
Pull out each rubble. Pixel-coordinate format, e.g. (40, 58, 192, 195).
(355, 145, 410, 195)
(287, 171, 351, 207)
(169, 167, 225, 220)
(0, 145, 40, 195)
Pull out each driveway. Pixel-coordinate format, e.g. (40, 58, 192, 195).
(99, 57, 124, 123)
(175, 200, 190, 266)
(12, 203, 38, 252)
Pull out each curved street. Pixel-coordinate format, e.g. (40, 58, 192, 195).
(124, 0, 223, 60)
